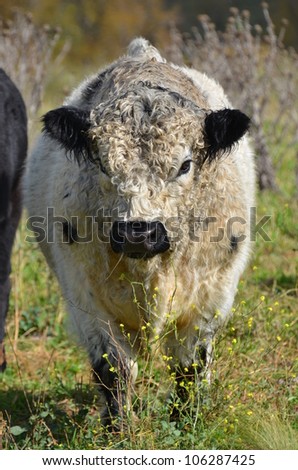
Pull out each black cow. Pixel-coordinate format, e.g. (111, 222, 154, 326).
(0, 68, 27, 372)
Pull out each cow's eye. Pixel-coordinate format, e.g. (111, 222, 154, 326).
(177, 159, 192, 177)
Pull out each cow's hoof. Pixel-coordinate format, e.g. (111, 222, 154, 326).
(100, 409, 121, 433)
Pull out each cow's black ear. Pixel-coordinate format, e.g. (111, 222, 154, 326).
(42, 106, 92, 161)
(204, 109, 250, 161)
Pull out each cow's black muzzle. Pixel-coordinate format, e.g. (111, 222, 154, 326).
(110, 220, 170, 259)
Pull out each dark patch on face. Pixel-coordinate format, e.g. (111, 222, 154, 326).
(83, 76, 104, 103)
(142, 96, 152, 116)
(62, 221, 78, 244)
(81, 66, 113, 104)
(229, 235, 239, 252)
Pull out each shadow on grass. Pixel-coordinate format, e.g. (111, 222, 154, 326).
(253, 271, 297, 292)
(0, 384, 100, 449)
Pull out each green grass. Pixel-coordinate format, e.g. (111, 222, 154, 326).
(0, 146, 297, 450)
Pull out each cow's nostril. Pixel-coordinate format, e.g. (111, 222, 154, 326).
(110, 221, 127, 252)
(145, 224, 157, 244)
(130, 221, 150, 242)
(110, 220, 170, 258)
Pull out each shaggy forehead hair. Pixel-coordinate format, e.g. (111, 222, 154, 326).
(89, 84, 206, 181)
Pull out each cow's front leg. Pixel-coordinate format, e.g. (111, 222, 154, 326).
(165, 332, 214, 417)
(0, 186, 23, 372)
(0, 228, 12, 373)
(85, 327, 137, 430)
(91, 345, 129, 427)
(0, 277, 10, 373)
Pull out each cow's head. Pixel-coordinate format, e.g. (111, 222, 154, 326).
(42, 87, 250, 260)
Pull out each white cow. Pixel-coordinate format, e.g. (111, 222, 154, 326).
(25, 38, 255, 425)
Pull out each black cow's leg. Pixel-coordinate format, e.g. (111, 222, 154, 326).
(89, 341, 129, 429)
(0, 277, 10, 372)
(0, 184, 22, 372)
(165, 335, 213, 418)
(0, 221, 11, 373)
(171, 347, 207, 409)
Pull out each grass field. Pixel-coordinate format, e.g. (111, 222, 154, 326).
(0, 131, 297, 450)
